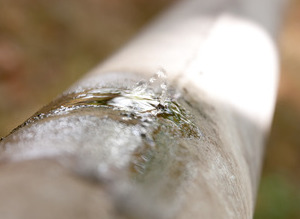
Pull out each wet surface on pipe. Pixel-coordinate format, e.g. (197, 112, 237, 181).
(0, 72, 205, 218)
(0, 71, 257, 219)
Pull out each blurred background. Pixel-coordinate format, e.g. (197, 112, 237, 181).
(0, 0, 299, 218)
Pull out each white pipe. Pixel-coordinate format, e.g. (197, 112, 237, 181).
(0, 0, 285, 218)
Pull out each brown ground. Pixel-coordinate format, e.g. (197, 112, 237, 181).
(0, 0, 299, 218)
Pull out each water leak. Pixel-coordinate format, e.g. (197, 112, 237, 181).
(4, 70, 202, 178)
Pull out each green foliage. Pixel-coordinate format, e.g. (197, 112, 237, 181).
(254, 174, 300, 219)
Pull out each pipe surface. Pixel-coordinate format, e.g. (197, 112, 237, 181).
(0, 0, 285, 218)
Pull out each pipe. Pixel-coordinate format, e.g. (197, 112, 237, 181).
(0, 0, 285, 218)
